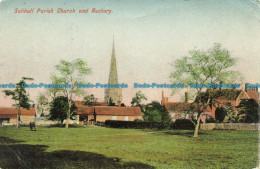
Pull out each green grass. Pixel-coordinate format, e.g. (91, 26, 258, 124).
(0, 126, 258, 169)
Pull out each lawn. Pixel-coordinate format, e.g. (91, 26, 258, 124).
(0, 126, 258, 169)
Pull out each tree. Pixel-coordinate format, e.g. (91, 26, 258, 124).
(225, 102, 237, 122)
(37, 93, 49, 117)
(170, 43, 242, 137)
(142, 101, 171, 127)
(131, 91, 147, 107)
(83, 94, 98, 106)
(3, 77, 33, 128)
(215, 107, 226, 122)
(47, 75, 63, 100)
(49, 96, 76, 124)
(53, 59, 91, 128)
(108, 98, 116, 106)
(236, 99, 259, 123)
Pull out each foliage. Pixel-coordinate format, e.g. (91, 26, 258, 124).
(142, 101, 172, 127)
(108, 98, 116, 106)
(205, 116, 215, 123)
(37, 93, 49, 117)
(47, 75, 64, 100)
(105, 120, 169, 129)
(49, 96, 76, 124)
(215, 107, 226, 122)
(3, 77, 33, 109)
(83, 94, 98, 106)
(131, 91, 147, 107)
(171, 119, 195, 130)
(3, 77, 33, 127)
(53, 59, 91, 128)
(225, 102, 238, 123)
(170, 43, 242, 137)
(120, 103, 126, 107)
(236, 99, 259, 123)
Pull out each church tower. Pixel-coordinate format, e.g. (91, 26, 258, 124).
(104, 38, 122, 104)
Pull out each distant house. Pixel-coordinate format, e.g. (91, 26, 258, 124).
(161, 84, 259, 123)
(161, 92, 212, 123)
(75, 102, 143, 124)
(0, 108, 36, 126)
(209, 85, 258, 118)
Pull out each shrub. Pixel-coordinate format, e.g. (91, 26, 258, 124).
(206, 116, 215, 123)
(104, 120, 169, 129)
(96, 121, 105, 126)
(47, 124, 83, 128)
(171, 119, 195, 130)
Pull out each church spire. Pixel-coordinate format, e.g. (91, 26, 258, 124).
(104, 37, 122, 104)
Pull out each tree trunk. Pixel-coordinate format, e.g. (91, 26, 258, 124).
(17, 108, 20, 128)
(65, 102, 71, 128)
(193, 98, 211, 138)
(193, 112, 203, 138)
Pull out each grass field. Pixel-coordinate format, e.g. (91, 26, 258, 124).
(0, 126, 258, 169)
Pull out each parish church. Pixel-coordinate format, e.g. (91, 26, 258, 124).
(75, 39, 142, 124)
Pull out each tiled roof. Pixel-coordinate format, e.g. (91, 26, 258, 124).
(246, 91, 259, 102)
(164, 102, 212, 112)
(76, 105, 94, 115)
(0, 107, 35, 118)
(75, 103, 142, 116)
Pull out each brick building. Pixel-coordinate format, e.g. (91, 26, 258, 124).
(161, 92, 212, 123)
(0, 107, 36, 126)
(161, 84, 259, 123)
(75, 102, 143, 124)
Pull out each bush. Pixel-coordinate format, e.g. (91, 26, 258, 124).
(46, 124, 83, 128)
(206, 116, 215, 123)
(105, 120, 169, 129)
(96, 121, 105, 126)
(171, 119, 195, 130)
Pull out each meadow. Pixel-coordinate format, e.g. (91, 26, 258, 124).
(0, 126, 258, 169)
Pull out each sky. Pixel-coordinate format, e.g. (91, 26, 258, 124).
(0, 0, 259, 106)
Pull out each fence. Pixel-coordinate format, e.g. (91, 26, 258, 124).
(200, 123, 259, 131)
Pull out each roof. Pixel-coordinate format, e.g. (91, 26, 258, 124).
(246, 91, 259, 102)
(0, 107, 35, 118)
(75, 102, 142, 116)
(76, 105, 94, 115)
(164, 102, 212, 112)
(195, 89, 242, 102)
(93, 106, 142, 116)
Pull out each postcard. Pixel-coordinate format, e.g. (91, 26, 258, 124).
(0, 0, 259, 168)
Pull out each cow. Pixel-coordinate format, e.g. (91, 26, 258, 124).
(29, 122, 36, 131)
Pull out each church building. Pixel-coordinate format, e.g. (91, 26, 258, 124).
(75, 39, 143, 124)
(104, 38, 122, 104)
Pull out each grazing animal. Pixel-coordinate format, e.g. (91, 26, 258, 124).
(29, 122, 36, 131)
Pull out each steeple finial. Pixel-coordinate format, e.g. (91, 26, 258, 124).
(113, 35, 115, 51)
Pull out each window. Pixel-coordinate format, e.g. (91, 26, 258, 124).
(124, 116, 129, 121)
(112, 116, 117, 120)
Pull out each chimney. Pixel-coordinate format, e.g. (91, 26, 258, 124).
(117, 101, 121, 107)
(185, 92, 188, 103)
(161, 91, 165, 106)
(245, 83, 248, 92)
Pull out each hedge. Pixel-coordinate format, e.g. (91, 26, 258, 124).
(171, 119, 195, 130)
(104, 120, 169, 129)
